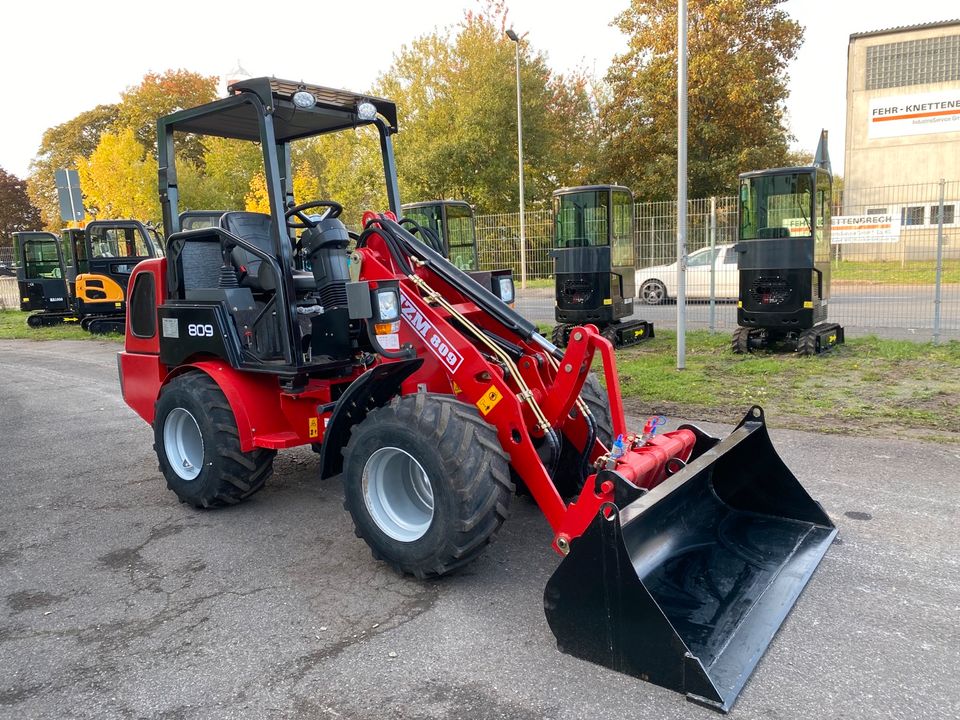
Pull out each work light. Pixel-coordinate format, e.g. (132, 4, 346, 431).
(376, 288, 400, 321)
(497, 276, 515, 304)
(293, 90, 317, 109)
(357, 101, 377, 121)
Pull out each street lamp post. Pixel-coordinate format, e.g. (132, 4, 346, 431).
(506, 28, 527, 289)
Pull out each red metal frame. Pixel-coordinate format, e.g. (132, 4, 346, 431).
(121, 217, 700, 555)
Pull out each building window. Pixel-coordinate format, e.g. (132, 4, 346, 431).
(866, 207, 888, 215)
(902, 206, 925, 226)
(865, 34, 960, 90)
(930, 204, 956, 225)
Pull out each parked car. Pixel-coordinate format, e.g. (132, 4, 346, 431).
(635, 244, 739, 304)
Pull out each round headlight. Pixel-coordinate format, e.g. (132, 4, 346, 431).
(377, 290, 399, 321)
(293, 90, 316, 109)
(357, 101, 377, 121)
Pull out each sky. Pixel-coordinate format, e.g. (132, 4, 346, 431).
(0, 0, 956, 181)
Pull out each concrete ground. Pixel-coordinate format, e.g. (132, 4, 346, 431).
(0, 339, 957, 720)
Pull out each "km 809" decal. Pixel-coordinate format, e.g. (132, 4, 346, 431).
(399, 289, 463, 372)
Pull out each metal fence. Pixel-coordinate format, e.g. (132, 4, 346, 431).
(478, 181, 959, 341)
(2, 182, 957, 341)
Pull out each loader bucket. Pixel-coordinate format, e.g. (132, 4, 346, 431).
(544, 407, 836, 712)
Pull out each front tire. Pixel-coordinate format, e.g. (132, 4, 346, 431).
(342, 392, 513, 579)
(154, 372, 275, 508)
(639, 279, 667, 305)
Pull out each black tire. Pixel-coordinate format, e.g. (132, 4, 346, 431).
(341, 392, 513, 579)
(732, 326, 751, 354)
(639, 279, 667, 305)
(153, 372, 275, 508)
(26, 314, 44, 328)
(601, 324, 619, 347)
(551, 324, 572, 348)
(797, 331, 818, 356)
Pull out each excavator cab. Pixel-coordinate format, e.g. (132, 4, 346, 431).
(14, 231, 75, 326)
(550, 185, 653, 347)
(402, 199, 515, 306)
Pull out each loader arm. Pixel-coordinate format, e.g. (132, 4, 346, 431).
(354, 215, 702, 548)
(355, 215, 836, 712)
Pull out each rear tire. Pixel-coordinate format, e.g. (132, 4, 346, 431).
(732, 327, 752, 354)
(341, 392, 513, 579)
(551, 324, 572, 348)
(797, 330, 818, 356)
(154, 372, 275, 508)
(639, 279, 667, 305)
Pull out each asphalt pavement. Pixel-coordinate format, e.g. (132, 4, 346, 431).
(0, 339, 958, 720)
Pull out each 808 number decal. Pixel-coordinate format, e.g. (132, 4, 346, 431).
(187, 323, 215, 337)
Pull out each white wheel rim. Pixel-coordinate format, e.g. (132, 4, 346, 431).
(163, 408, 204, 481)
(362, 447, 434, 542)
(642, 283, 664, 303)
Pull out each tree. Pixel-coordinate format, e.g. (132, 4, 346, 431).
(375, 3, 598, 212)
(117, 70, 218, 161)
(179, 137, 264, 212)
(0, 168, 42, 248)
(76, 129, 160, 222)
(600, 0, 803, 200)
(27, 104, 119, 228)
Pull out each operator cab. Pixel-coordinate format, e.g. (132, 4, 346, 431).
(153, 77, 401, 378)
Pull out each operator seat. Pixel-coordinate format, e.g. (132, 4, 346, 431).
(218, 212, 315, 292)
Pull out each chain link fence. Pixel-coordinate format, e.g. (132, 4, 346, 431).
(2, 182, 957, 341)
(478, 181, 959, 341)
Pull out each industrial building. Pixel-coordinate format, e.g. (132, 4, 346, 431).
(843, 20, 960, 260)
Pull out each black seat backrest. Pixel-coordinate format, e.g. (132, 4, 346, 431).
(219, 212, 277, 291)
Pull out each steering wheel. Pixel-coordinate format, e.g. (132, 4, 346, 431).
(284, 199, 343, 229)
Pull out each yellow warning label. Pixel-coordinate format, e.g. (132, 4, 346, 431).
(451, 381, 462, 395)
(308, 417, 319, 439)
(115, 302, 122, 308)
(737, 301, 743, 308)
(476, 385, 503, 416)
(803, 301, 813, 309)
(603, 298, 613, 305)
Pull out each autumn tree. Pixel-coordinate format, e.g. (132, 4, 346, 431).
(27, 104, 119, 228)
(599, 0, 803, 200)
(375, 3, 598, 212)
(117, 70, 218, 162)
(0, 168, 42, 248)
(76, 129, 160, 222)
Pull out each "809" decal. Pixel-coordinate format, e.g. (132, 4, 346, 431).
(187, 323, 215, 337)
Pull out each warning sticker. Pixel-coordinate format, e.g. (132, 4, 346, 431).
(476, 385, 503, 416)
(308, 417, 319, 439)
(161, 317, 179, 338)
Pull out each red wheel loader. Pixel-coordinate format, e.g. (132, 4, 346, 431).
(118, 78, 836, 712)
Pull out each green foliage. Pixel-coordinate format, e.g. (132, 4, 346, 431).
(179, 137, 263, 212)
(376, 4, 598, 212)
(0, 310, 122, 342)
(600, 0, 803, 200)
(26, 104, 119, 229)
(0, 168, 42, 247)
(76, 129, 160, 222)
(117, 70, 218, 161)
